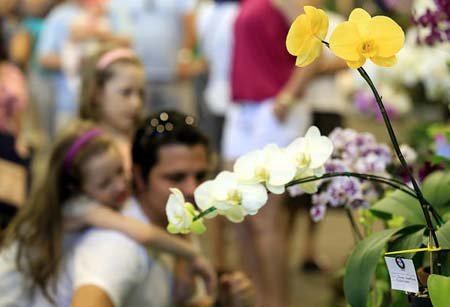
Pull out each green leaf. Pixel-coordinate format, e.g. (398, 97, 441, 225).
(371, 190, 425, 225)
(344, 228, 401, 307)
(422, 171, 450, 208)
(389, 226, 426, 259)
(435, 220, 450, 249)
(444, 131, 450, 142)
(442, 209, 450, 222)
(430, 155, 448, 165)
(428, 274, 450, 307)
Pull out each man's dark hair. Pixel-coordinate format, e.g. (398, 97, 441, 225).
(132, 110, 210, 182)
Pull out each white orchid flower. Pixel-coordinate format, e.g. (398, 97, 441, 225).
(233, 144, 297, 194)
(166, 188, 205, 234)
(286, 126, 333, 174)
(166, 188, 193, 233)
(290, 168, 322, 194)
(194, 171, 268, 222)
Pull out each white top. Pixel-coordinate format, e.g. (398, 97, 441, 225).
(196, 2, 240, 115)
(131, 0, 196, 81)
(0, 244, 33, 307)
(32, 198, 174, 307)
(61, 11, 111, 93)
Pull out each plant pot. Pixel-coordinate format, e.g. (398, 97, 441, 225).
(417, 266, 431, 288)
(408, 267, 433, 306)
(407, 294, 433, 307)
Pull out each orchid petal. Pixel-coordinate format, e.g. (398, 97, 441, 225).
(220, 206, 246, 223)
(370, 55, 397, 67)
(346, 57, 366, 68)
(308, 137, 334, 168)
(369, 16, 405, 57)
(190, 219, 207, 234)
(305, 126, 321, 138)
(266, 183, 285, 195)
(329, 21, 362, 62)
(240, 184, 268, 215)
(286, 14, 310, 55)
(295, 37, 322, 67)
(286, 6, 329, 67)
(194, 180, 215, 212)
(348, 8, 371, 37)
(304, 6, 329, 39)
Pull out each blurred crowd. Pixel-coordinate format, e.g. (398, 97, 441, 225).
(1, 0, 441, 306)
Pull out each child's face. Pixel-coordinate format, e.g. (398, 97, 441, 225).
(81, 146, 129, 209)
(97, 63, 145, 135)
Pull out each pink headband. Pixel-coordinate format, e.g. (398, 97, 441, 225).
(96, 48, 136, 70)
(63, 128, 103, 174)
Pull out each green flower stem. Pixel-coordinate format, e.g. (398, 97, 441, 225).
(346, 207, 364, 242)
(322, 39, 441, 270)
(355, 66, 442, 274)
(289, 172, 445, 229)
(194, 206, 217, 221)
(287, 172, 417, 197)
(429, 205, 445, 226)
(356, 68, 440, 239)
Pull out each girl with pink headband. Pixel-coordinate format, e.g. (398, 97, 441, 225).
(79, 47, 145, 180)
(0, 121, 216, 305)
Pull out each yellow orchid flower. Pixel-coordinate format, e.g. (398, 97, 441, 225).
(329, 8, 405, 68)
(286, 6, 329, 67)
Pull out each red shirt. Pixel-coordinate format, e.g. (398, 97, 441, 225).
(231, 0, 295, 102)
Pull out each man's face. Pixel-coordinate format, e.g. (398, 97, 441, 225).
(137, 143, 209, 227)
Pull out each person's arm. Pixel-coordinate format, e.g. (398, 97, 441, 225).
(37, 16, 62, 70)
(92, 20, 131, 46)
(272, 60, 321, 121)
(176, 10, 206, 79)
(74, 203, 217, 295)
(273, 54, 347, 121)
(83, 205, 199, 260)
(39, 53, 61, 70)
(71, 285, 114, 307)
(270, 0, 302, 23)
(9, 30, 32, 67)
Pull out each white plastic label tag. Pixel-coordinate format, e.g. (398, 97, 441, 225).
(384, 256, 419, 293)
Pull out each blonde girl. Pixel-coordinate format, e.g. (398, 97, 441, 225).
(79, 47, 145, 178)
(0, 121, 215, 305)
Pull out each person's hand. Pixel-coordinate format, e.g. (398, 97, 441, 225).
(190, 255, 218, 298)
(272, 100, 290, 123)
(217, 271, 255, 307)
(71, 23, 95, 42)
(272, 92, 295, 123)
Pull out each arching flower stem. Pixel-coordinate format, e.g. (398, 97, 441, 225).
(356, 66, 441, 249)
(287, 172, 417, 196)
(320, 39, 441, 244)
(346, 207, 363, 242)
